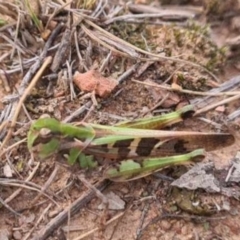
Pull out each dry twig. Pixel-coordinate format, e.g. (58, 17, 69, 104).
(0, 56, 52, 153)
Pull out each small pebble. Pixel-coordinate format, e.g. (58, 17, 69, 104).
(161, 220, 172, 231)
(13, 231, 22, 240)
(49, 209, 61, 218)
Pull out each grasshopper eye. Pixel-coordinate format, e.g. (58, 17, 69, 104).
(31, 128, 54, 147)
(39, 127, 51, 137)
(37, 114, 52, 138)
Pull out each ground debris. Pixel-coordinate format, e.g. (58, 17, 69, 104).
(98, 191, 125, 210)
(226, 152, 240, 183)
(73, 70, 118, 98)
(171, 162, 221, 192)
(171, 159, 240, 199)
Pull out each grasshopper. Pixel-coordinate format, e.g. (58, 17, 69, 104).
(27, 105, 234, 182)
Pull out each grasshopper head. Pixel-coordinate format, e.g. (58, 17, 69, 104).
(27, 117, 61, 158)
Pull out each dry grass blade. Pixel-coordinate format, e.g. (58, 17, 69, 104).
(81, 24, 130, 58)
(127, 3, 203, 15)
(0, 179, 58, 207)
(104, 12, 195, 25)
(0, 196, 21, 216)
(0, 34, 26, 54)
(23, 203, 53, 240)
(84, 19, 220, 82)
(132, 79, 240, 96)
(0, 56, 52, 152)
(194, 94, 240, 116)
(72, 212, 125, 240)
(30, 165, 60, 206)
(32, 180, 109, 240)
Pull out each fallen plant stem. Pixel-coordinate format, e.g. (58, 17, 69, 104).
(104, 12, 195, 25)
(0, 121, 9, 135)
(73, 212, 125, 240)
(0, 56, 52, 154)
(63, 101, 92, 123)
(0, 196, 21, 216)
(0, 180, 57, 206)
(0, 138, 26, 160)
(81, 24, 130, 58)
(132, 79, 240, 96)
(33, 180, 109, 240)
(4, 162, 40, 204)
(24, 203, 53, 240)
(194, 94, 240, 116)
(30, 165, 60, 206)
(84, 19, 219, 82)
(45, 0, 73, 30)
(1, 23, 62, 105)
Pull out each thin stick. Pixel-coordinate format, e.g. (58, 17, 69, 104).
(78, 175, 108, 206)
(33, 180, 109, 240)
(23, 203, 53, 240)
(194, 94, 240, 116)
(4, 162, 40, 204)
(1, 23, 62, 104)
(132, 79, 240, 96)
(63, 101, 92, 123)
(30, 165, 59, 206)
(84, 19, 220, 82)
(0, 121, 8, 134)
(45, 0, 72, 30)
(81, 24, 130, 58)
(145, 93, 170, 116)
(73, 212, 125, 240)
(0, 138, 26, 159)
(0, 195, 21, 216)
(1, 180, 58, 206)
(0, 56, 52, 153)
(136, 202, 150, 239)
(104, 12, 195, 25)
